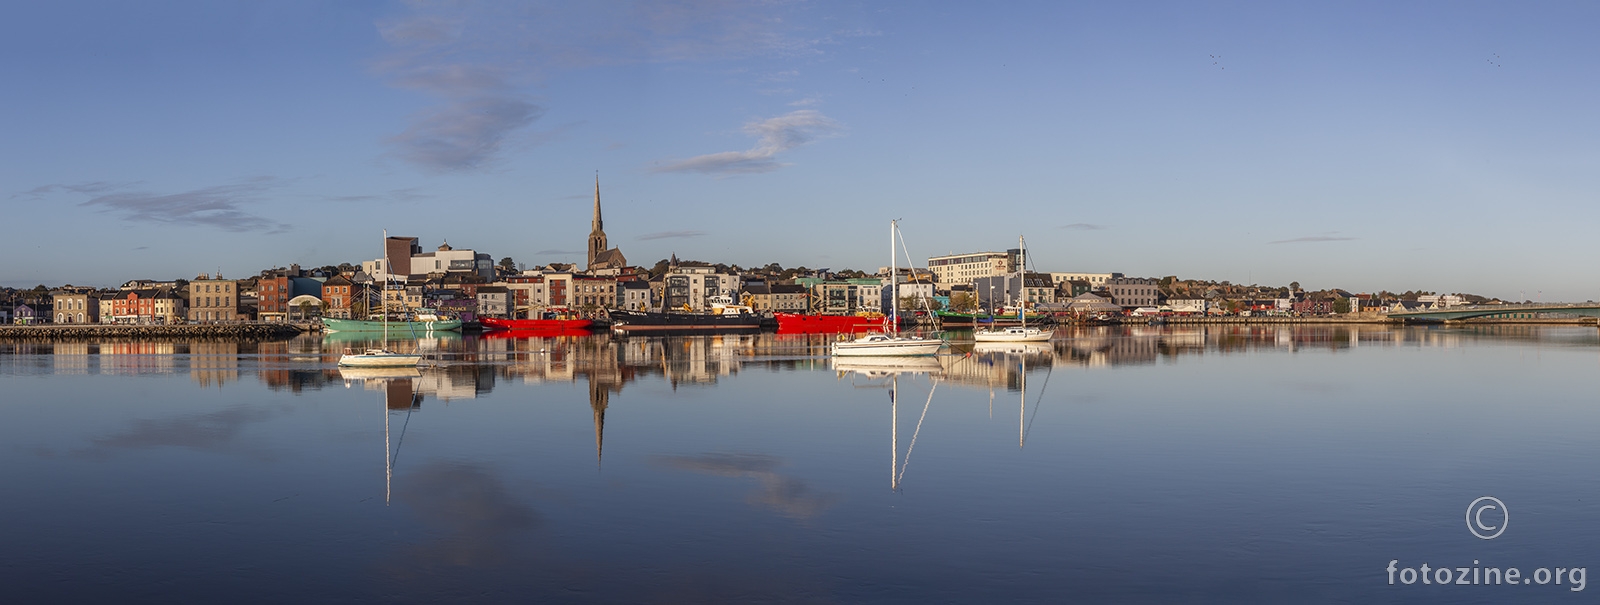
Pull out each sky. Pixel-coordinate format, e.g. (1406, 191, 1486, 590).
(4, 1, 1599, 301)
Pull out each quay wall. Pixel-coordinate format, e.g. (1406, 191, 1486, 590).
(0, 323, 305, 340)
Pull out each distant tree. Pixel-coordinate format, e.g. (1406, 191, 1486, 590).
(1289, 281, 1301, 291)
(949, 292, 977, 312)
(1332, 298, 1351, 314)
(499, 257, 515, 271)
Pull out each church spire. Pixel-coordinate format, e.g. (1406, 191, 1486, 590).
(592, 172, 603, 233)
(587, 173, 608, 270)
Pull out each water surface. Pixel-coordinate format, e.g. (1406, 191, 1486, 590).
(3, 325, 1598, 603)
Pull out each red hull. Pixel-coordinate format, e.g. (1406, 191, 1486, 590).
(481, 317, 594, 331)
(774, 313, 886, 333)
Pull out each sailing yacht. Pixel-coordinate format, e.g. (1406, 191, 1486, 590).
(338, 230, 422, 368)
(974, 235, 1052, 343)
(832, 220, 945, 357)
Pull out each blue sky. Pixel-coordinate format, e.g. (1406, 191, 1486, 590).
(4, 1, 1599, 300)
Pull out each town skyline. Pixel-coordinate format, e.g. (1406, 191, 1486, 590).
(7, 2, 1600, 300)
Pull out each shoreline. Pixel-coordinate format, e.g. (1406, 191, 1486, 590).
(0, 323, 306, 340)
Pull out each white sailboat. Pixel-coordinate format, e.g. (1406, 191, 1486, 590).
(832, 220, 944, 357)
(974, 234, 1053, 343)
(338, 229, 422, 368)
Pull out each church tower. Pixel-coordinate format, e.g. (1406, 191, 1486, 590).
(586, 175, 607, 270)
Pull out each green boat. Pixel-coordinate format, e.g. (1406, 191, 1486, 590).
(936, 310, 1043, 326)
(322, 315, 462, 333)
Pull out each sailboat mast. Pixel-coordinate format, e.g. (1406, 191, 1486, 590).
(1018, 235, 1025, 329)
(890, 220, 898, 335)
(1019, 355, 1026, 448)
(382, 229, 390, 347)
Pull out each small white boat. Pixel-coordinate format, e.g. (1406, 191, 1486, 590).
(832, 220, 944, 358)
(336, 229, 422, 369)
(338, 348, 422, 368)
(832, 332, 944, 357)
(973, 326, 1054, 343)
(974, 234, 1052, 343)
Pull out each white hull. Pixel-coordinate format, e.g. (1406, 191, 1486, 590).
(337, 351, 422, 367)
(973, 328, 1054, 343)
(832, 337, 943, 357)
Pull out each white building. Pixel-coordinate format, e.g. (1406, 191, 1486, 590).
(928, 252, 1010, 286)
(1050, 272, 1122, 288)
(363, 240, 494, 281)
(620, 281, 654, 311)
(1167, 299, 1208, 314)
(662, 266, 742, 312)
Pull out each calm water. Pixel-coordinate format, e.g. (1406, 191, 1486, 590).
(3, 325, 1600, 603)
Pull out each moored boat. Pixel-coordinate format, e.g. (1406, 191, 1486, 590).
(480, 316, 594, 331)
(775, 312, 887, 333)
(323, 315, 462, 333)
(832, 220, 945, 357)
(337, 348, 424, 367)
(609, 301, 763, 334)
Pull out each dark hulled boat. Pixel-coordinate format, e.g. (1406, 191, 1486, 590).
(608, 309, 763, 334)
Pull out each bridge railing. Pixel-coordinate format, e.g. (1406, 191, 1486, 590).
(1390, 302, 1595, 314)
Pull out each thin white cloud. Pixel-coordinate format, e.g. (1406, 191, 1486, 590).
(652, 110, 843, 175)
(1269, 236, 1358, 244)
(637, 230, 708, 240)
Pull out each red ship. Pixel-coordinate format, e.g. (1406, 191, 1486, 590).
(480, 316, 594, 332)
(774, 312, 889, 333)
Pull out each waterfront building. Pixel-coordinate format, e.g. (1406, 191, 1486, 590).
(51, 289, 98, 324)
(1050, 272, 1122, 289)
(321, 275, 354, 319)
(661, 265, 740, 312)
(412, 241, 495, 280)
(572, 275, 619, 310)
(740, 283, 772, 311)
(771, 284, 808, 312)
(14, 303, 42, 324)
(476, 285, 512, 318)
(621, 280, 654, 311)
(1107, 277, 1161, 309)
(1167, 299, 1208, 315)
(107, 289, 185, 324)
(189, 274, 241, 323)
(928, 251, 1010, 286)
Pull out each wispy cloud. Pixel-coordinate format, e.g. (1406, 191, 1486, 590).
(11, 181, 133, 200)
(65, 177, 291, 233)
(373, 3, 845, 172)
(1268, 235, 1358, 244)
(1059, 223, 1105, 231)
(326, 187, 432, 203)
(637, 230, 707, 240)
(652, 110, 843, 175)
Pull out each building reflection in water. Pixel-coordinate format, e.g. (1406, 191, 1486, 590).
(189, 341, 239, 388)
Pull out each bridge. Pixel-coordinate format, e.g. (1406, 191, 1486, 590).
(1389, 303, 1600, 321)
